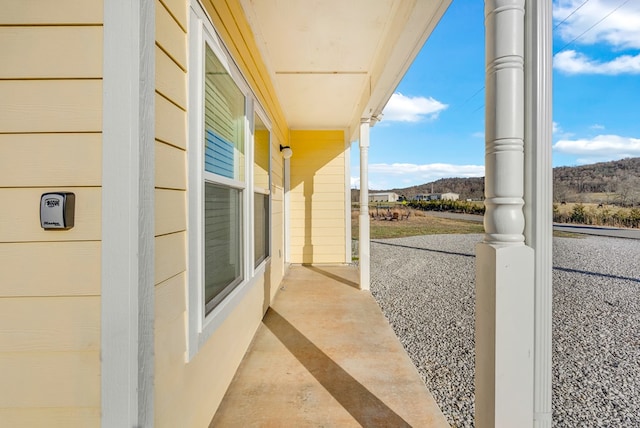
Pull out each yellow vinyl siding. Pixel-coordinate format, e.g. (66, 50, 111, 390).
(160, 0, 187, 30)
(156, 0, 187, 69)
(0, 408, 100, 427)
(1, 0, 102, 25)
(0, 133, 101, 187)
(153, 1, 191, 423)
(155, 231, 187, 286)
(155, 189, 187, 236)
(153, 0, 288, 426)
(0, 297, 100, 353)
(156, 141, 187, 189)
(289, 130, 347, 264)
(0, 241, 100, 297)
(0, 26, 102, 79)
(154, 278, 265, 427)
(0, 80, 101, 133)
(156, 92, 187, 149)
(0, 352, 100, 408)
(0, 4, 102, 425)
(156, 45, 187, 109)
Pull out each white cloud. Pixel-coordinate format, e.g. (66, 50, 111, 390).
(472, 131, 485, 139)
(552, 121, 575, 140)
(369, 163, 484, 177)
(590, 124, 605, 130)
(554, 0, 640, 49)
(554, 50, 640, 75)
(553, 134, 640, 163)
(382, 92, 448, 122)
(350, 163, 485, 190)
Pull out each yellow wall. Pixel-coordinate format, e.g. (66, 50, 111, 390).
(0, 1, 103, 426)
(289, 130, 347, 264)
(153, 0, 288, 426)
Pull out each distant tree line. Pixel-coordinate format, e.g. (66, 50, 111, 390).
(554, 203, 640, 229)
(553, 158, 640, 206)
(365, 157, 640, 206)
(409, 199, 485, 215)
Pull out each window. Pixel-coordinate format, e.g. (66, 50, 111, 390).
(188, 1, 272, 358)
(253, 113, 270, 266)
(202, 44, 246, 315)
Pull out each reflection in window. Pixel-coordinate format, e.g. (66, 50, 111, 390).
(204, 184, 242, 314)
(253, 113, 270, 266)
(203, 44, 246, 314)
(204, 45, 245, 181)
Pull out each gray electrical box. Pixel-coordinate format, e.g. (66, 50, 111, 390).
(40, 192, 75, 230)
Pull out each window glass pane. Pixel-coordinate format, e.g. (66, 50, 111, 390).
(204, 182, 243, 313)
(254, 192, 269, 266)
(204, 45, 245, 181)
(253, 114, 269, 189)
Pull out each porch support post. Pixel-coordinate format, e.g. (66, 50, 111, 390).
(524, 1, 554, 426)
(359, 119, 371, 291)
(102, 0, 155, 426)
(476, 1, 534, 427)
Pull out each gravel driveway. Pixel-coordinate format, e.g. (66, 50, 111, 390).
(369, 234, 640, 427)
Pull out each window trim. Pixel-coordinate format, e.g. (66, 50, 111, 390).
(251, 107, 272, 270)
(187, 1, 272, 360)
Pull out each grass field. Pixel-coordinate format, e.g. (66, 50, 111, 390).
(352, 208, 583, 240)
(351, 208, 484, 240)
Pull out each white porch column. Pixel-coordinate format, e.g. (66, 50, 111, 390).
(524, 1, 554, 427)
(476, 1, 534, 427)
(359, 119, 371, 291)
(102, 0, 155, 426)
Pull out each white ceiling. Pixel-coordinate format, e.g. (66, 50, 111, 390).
(240, 0, 451, 139)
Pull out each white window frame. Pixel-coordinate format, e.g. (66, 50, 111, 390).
(252, 106, 272, 269)
(187, 1, 272, 360)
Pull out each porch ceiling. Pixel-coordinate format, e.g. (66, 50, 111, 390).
(240, 0, 451, 139)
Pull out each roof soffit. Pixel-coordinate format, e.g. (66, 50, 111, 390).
(239, 0, 451, 136)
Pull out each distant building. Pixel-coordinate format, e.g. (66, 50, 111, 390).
(414, 193, 460, 201)
(368, 192, 399, 202)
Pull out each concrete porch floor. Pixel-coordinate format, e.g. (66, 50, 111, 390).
(210, 265, 450, 427)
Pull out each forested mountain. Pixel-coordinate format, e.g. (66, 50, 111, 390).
(353, 157, 640, 205)
(553, 157, 640, 204)
(388, 177, 485, 200)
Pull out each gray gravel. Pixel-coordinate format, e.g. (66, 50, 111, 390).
(369, 234, 640, 428)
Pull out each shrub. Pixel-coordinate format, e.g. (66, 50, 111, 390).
(570, 203, 586, 223)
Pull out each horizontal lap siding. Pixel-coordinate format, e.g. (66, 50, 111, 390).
(0, 3, 102, 426)
(0, 80, 102, 133)
(0, 134, 101, 187)
(153, 0, 289, 426)
(289, 131, 347, 264)
(153, 1, 190, 427)
(0, 241, 100, 297)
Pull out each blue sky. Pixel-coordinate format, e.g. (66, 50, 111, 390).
(351, 0, 640, 190)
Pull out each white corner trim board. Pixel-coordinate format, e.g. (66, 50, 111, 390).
(102, 0, 155, 426)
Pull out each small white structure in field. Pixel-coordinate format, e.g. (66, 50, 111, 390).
(368, 192, 398, 202)
(414, 193, 460, 201)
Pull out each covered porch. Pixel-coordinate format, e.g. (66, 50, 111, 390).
(213, 0, 554, 425)
(210, 265, 449, 427)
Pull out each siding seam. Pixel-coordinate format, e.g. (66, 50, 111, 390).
(156, 41, 187, 73)
(156, 89, 186, 112)
(158, 0, 187, 33)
